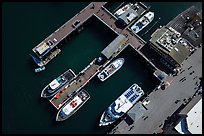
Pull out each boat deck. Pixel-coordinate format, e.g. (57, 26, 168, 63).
(64, 69, 76, 80)
(56, 89, 90, 121)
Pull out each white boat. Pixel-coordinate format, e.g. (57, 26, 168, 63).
(114, 3, 133, 17)
(35, 66, 45, 73)
(99, 83, 144, 126)
(56, 89, 90, 121)
(130, 11, 154, 33)
(97, 58, 125, 82)
(41, 69, 76, 98)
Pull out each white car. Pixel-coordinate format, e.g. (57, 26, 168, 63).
(143, 100, 150, 106)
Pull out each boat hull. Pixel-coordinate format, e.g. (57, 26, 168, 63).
(56, 89, 90, 121)
(41, 69, 76, 98)
(99, 83, 144, 126)
(97, 58, 125, 82)
(114, 3, 133, 17)
(130, 11, 154, 34)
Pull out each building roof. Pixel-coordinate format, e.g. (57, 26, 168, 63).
(166, 6, 202, 47)
(169, 41, 191, 64)
(175, 98, 202, 134)
(127, 102, 147, 123)
(36, 42, 50, 55)
(186, 98, 202, 134)
(150, 26, 191, 65)
(101, 35, 127, 59)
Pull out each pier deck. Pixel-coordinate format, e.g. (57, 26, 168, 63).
(33, 2, 146, 63)
(38, 2, 160, 110)
(95, 5, 145, 50)
(32, 2, 106, 59)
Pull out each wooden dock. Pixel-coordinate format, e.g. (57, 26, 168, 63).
(33, 2, 145, 62)
(32, 2, 106, 59)
(50, 59, 103, 110)
(32, 2, 162, 110)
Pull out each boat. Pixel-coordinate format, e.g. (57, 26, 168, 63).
(130, 11, 154, 34)
(97, 58, 125, 82)
(114, 3, 133, 17)
(56, 89, 90, 121)
(99, 83, 144, 126)
(35, 66, 45, 73)
(30, 54, 44, 67)
(41, 69, 76, 98)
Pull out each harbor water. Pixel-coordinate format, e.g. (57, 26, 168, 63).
(2, 2, 201, 134)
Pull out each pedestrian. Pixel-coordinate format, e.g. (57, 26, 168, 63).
(159, 124, 163, 127)
(129, 126, 134, 131)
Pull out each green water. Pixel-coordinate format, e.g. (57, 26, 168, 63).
(2, 2, 201, 134)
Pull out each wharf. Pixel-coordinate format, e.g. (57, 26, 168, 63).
(32, 2, 147, 65)
(32, 2, 106, 60)
(108, 45, 202, 134)
(50, 59, 102, 110)
(42, 48, 61, 65)
(37, 2, 160, 110)
(50, 34, 128, 110)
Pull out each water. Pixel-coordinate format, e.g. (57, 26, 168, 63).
(2, 2, 201, 134)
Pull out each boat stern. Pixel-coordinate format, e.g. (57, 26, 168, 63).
(97, 72, 105, 82)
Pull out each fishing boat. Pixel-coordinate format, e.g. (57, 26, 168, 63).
(130, 11, 154, 33)
(114, 3, 133, 17)
(97, 58, 125, 82)
(99, 83, 144, 126)
(35, 66, 45, 73)
(41, 69, 76, 98)
(56, 89, 90, 121)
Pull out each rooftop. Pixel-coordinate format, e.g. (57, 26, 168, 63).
(167, 6, 202, 47)
(150, 26, 191, 65)
(175, 98, 202, 134)
(127, 102, 147, 123)
(101, 34, 127, 59)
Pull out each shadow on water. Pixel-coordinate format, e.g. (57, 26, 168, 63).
(115, 20, 126, 29)
(27, 56, 39, 69)
(115, 45, 160, 94)
(58, 15, 118, 52)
